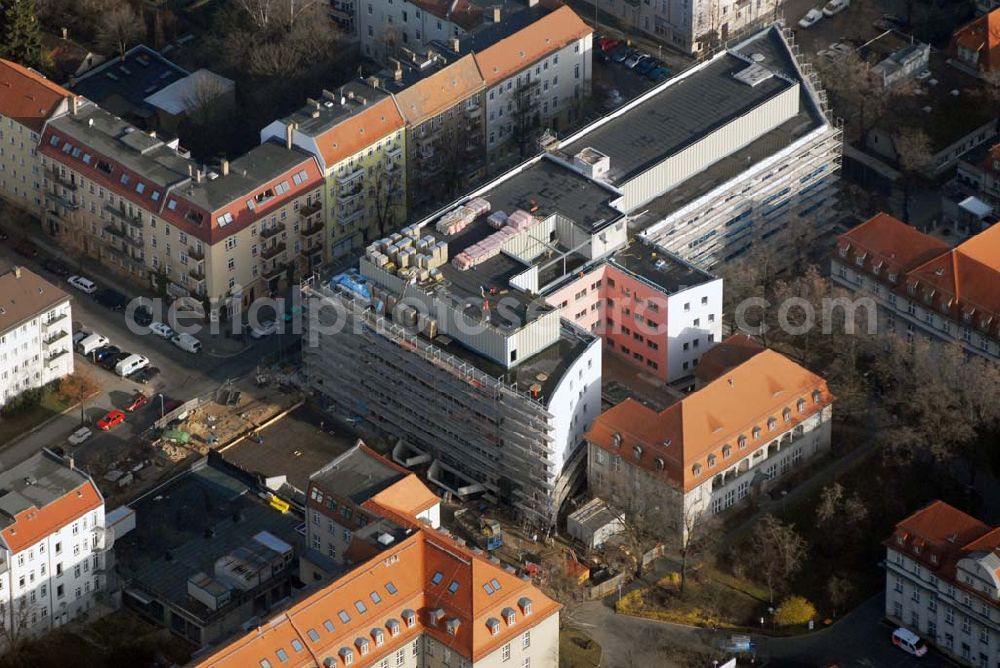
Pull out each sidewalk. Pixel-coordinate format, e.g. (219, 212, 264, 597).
(24, 225, 248, 358)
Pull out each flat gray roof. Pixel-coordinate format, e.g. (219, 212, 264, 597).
(0, 451, 91, 530)
(561, 52, 793, 184)
(282, 80, 389, 137)
(310, 444, 407, 504)
(71, 45, 188, 121)
(610, 240, 716, 294)
(115, 459, 302, 622)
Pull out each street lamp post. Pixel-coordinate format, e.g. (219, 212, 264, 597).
(157, 393, 165, 419)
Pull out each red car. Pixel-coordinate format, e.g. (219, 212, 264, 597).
(598, 37, 620, 52)
(97, 409, 126, 431)
(125, 392, 148, 412)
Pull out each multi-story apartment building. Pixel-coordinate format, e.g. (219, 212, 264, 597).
(0, 450, 109, 642)
(0, 59, 73, 218)
(302, 442, 441, 581)
(358, 0, 500, 61)
(554, 24, 841, 272)
(543, 238, 722, 384)
(886, 500, 1000, 667)
(0, 267, 73, 407)
(388, 54, 487, 214)
(586, 338, 834, 537)
(948, 6, 999, 77)
(196, 447, 560, 668)
(832, 213, 1000, 363)
(262, 81, 408, 259)
(39, 100, 325, 307)
(462, 5, 591, 167)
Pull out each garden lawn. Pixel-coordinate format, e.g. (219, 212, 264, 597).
(0, 389, 70, 446)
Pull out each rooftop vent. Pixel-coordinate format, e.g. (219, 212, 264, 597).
(733, 63, 774, 87)
(377, 533, 395, 546)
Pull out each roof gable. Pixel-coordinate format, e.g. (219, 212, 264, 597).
(394, 55, 485, 126)
(314, 96, 405, 168)
(0, 59, 72, 132)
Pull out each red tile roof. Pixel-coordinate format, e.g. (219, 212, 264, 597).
(474, 6, 591, 86)
(0, 59, 72, 132)
(0, 481, 103, 554)
(950, 7, 1000, 73)
(693, 334, 765, 385)
(312, 97, 405, 169)
(586, 349, 833, 492)
(835, 213, 1000, 340)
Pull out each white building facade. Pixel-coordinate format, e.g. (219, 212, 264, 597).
(0, 451, 110, 644)
(0, 268, 73, 408)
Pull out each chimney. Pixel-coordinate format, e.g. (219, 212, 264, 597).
(14, 266, 21, 278)
(196, 169, 203, 184)
(61, 27, 68, 39)
(492, 6, 501, 22)
(451, 37, 460, 52)
(221, 159, 229, 176)
(285, 123, 294, 150)
(394, 65, 402, 81)
(87, 118, 93, 128)
(528, 0, 538, 6)
(187, 164, 193, 177)
(70, 95, 78, 115)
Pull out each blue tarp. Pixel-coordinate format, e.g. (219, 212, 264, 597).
(329, 270, 371, 302)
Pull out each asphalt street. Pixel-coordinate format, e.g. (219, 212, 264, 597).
(0, 238, 282, 475)
(574, 594, 955, 667)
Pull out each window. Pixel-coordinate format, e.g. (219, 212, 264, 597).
(386, 581, 398, 595)
(522, 631, 530, 649)
(432, 571, 444, 585)
(501, 643, 511, 662)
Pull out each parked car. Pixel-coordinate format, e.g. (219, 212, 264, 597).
(131, 366, 161, 385)
(76, 333, 109, 356)
(132, 305, 154, 327)
(647, 66, 671, 82)
(99, 351, 131, 371)
(598, 37, 619, 52)
(72, 330, 91, 347)
(125, 391, 149, 412)
(148, 321, 175, 339)
(96, 409, 126, 431)
(13, 239, 36, 257)
(610, 45, 631, 63)
(92, 345, 121, 363)
(67, 275, 98, 294)
(171, 332, 202, 353)
(94, 288, 128, 311)
(67, 426, 92, 445)
(115, 353, 150, 377)
(624, 52, 645, 69)
(891, 628, 927, 657)
(42, 259, 70, 277)
(250, 320, 279, 339)
(635, 57, 659, 75)
(822, 0, 849, 17)
(798, 8, 823, 28)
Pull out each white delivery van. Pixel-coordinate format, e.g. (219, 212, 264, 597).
(115, 354, 149, 377)
(891, 628, 928, 657)
(170, 332, 201, 353)
(76, 333, 110, 356)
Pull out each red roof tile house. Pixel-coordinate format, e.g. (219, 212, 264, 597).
(886, 501, 1000, 665)
(949, 7, 1000, 76)
(0, 450, 108, 643)
(585, 341, 834, 538)
(195, 444, 560, 668)
(832, 213, 1000, 363)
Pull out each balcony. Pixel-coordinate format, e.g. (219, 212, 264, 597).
(92, 525, 114, 552)
(302, 220, 325, 237)
(260, 221, 286, 240)
(45, 349, 70, 366)
(104, 204, 143, 228)
(45, 191, 80, 209)
(262, 261, 285, 280)
(337, 166, 364, 184)
(465, 102, 481, 117)
(43, 312, 68, 329)
(188, 245, 204, 261)
(299, 200, 322, 218)
(386, 146, 402, 161)
(189, 266, 205, 281)
(337, 184, 363, 201)
(260, 242, 286, 261)
(336, 207, 364, 226)
(43, 330, 68, 346)
(46, 166, 78, 191)
(418, 144, 435, 161)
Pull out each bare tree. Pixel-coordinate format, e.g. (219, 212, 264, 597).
(370, 158, 403, 240)
(893, 126, 933, 225)
(97, 2, 143, 61)
(816, 52, 889, 143)
(673, 509, 721, 596)
(234, 0, 323, 32)
(182, 75, 230, 125)
(0, 599, 38, 662)
(746, 514, 807, 603)
(826, 574, 853, 617)
(601, 484, 674, 579)
(53, 372, 99, 426)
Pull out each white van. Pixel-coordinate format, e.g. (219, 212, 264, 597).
(892, 627, 928, 657)
(170, 332, 202, 354)
(76, 333, 110, 356)
(67, 275, 97, 294)
(115, 354, 149, 377)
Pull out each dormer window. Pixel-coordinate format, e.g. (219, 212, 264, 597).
(487, 618, 501, 636)
(783, 407, 792, 422)
(888, 272, 898, 283)
(402, 609, 416, 628)
(354, 638, 369, 656)
(707, 454, 716, 468)
(692, 463, 701, 477)
(721, 445, 731, 459)
(854, 254, 865, 267)
(797, 398, 806, 413)
(907, 282, 917, 296)
(752, 427, 761, 440)
(767, 417, 777, 431)
(737, 435, 747, 449)
(930, 554, 939, 565)
(503, 607, 516, 625)
(386, 619, 400, 637)
(445, 618, 461, 636)
(338, 648, 353, 666)
(518, 597, 533, 615)
(896, 535, 905, 545)
(839, 245, 849, 258)
(612, 433, 622, 448)
(812, 389, 822, 404)
(632, 445, 642, 459)
(655, 458, 664, 471)
(371, 628, 384, 647)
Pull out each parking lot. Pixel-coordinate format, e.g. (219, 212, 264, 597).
(783, 0, 914, 55)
